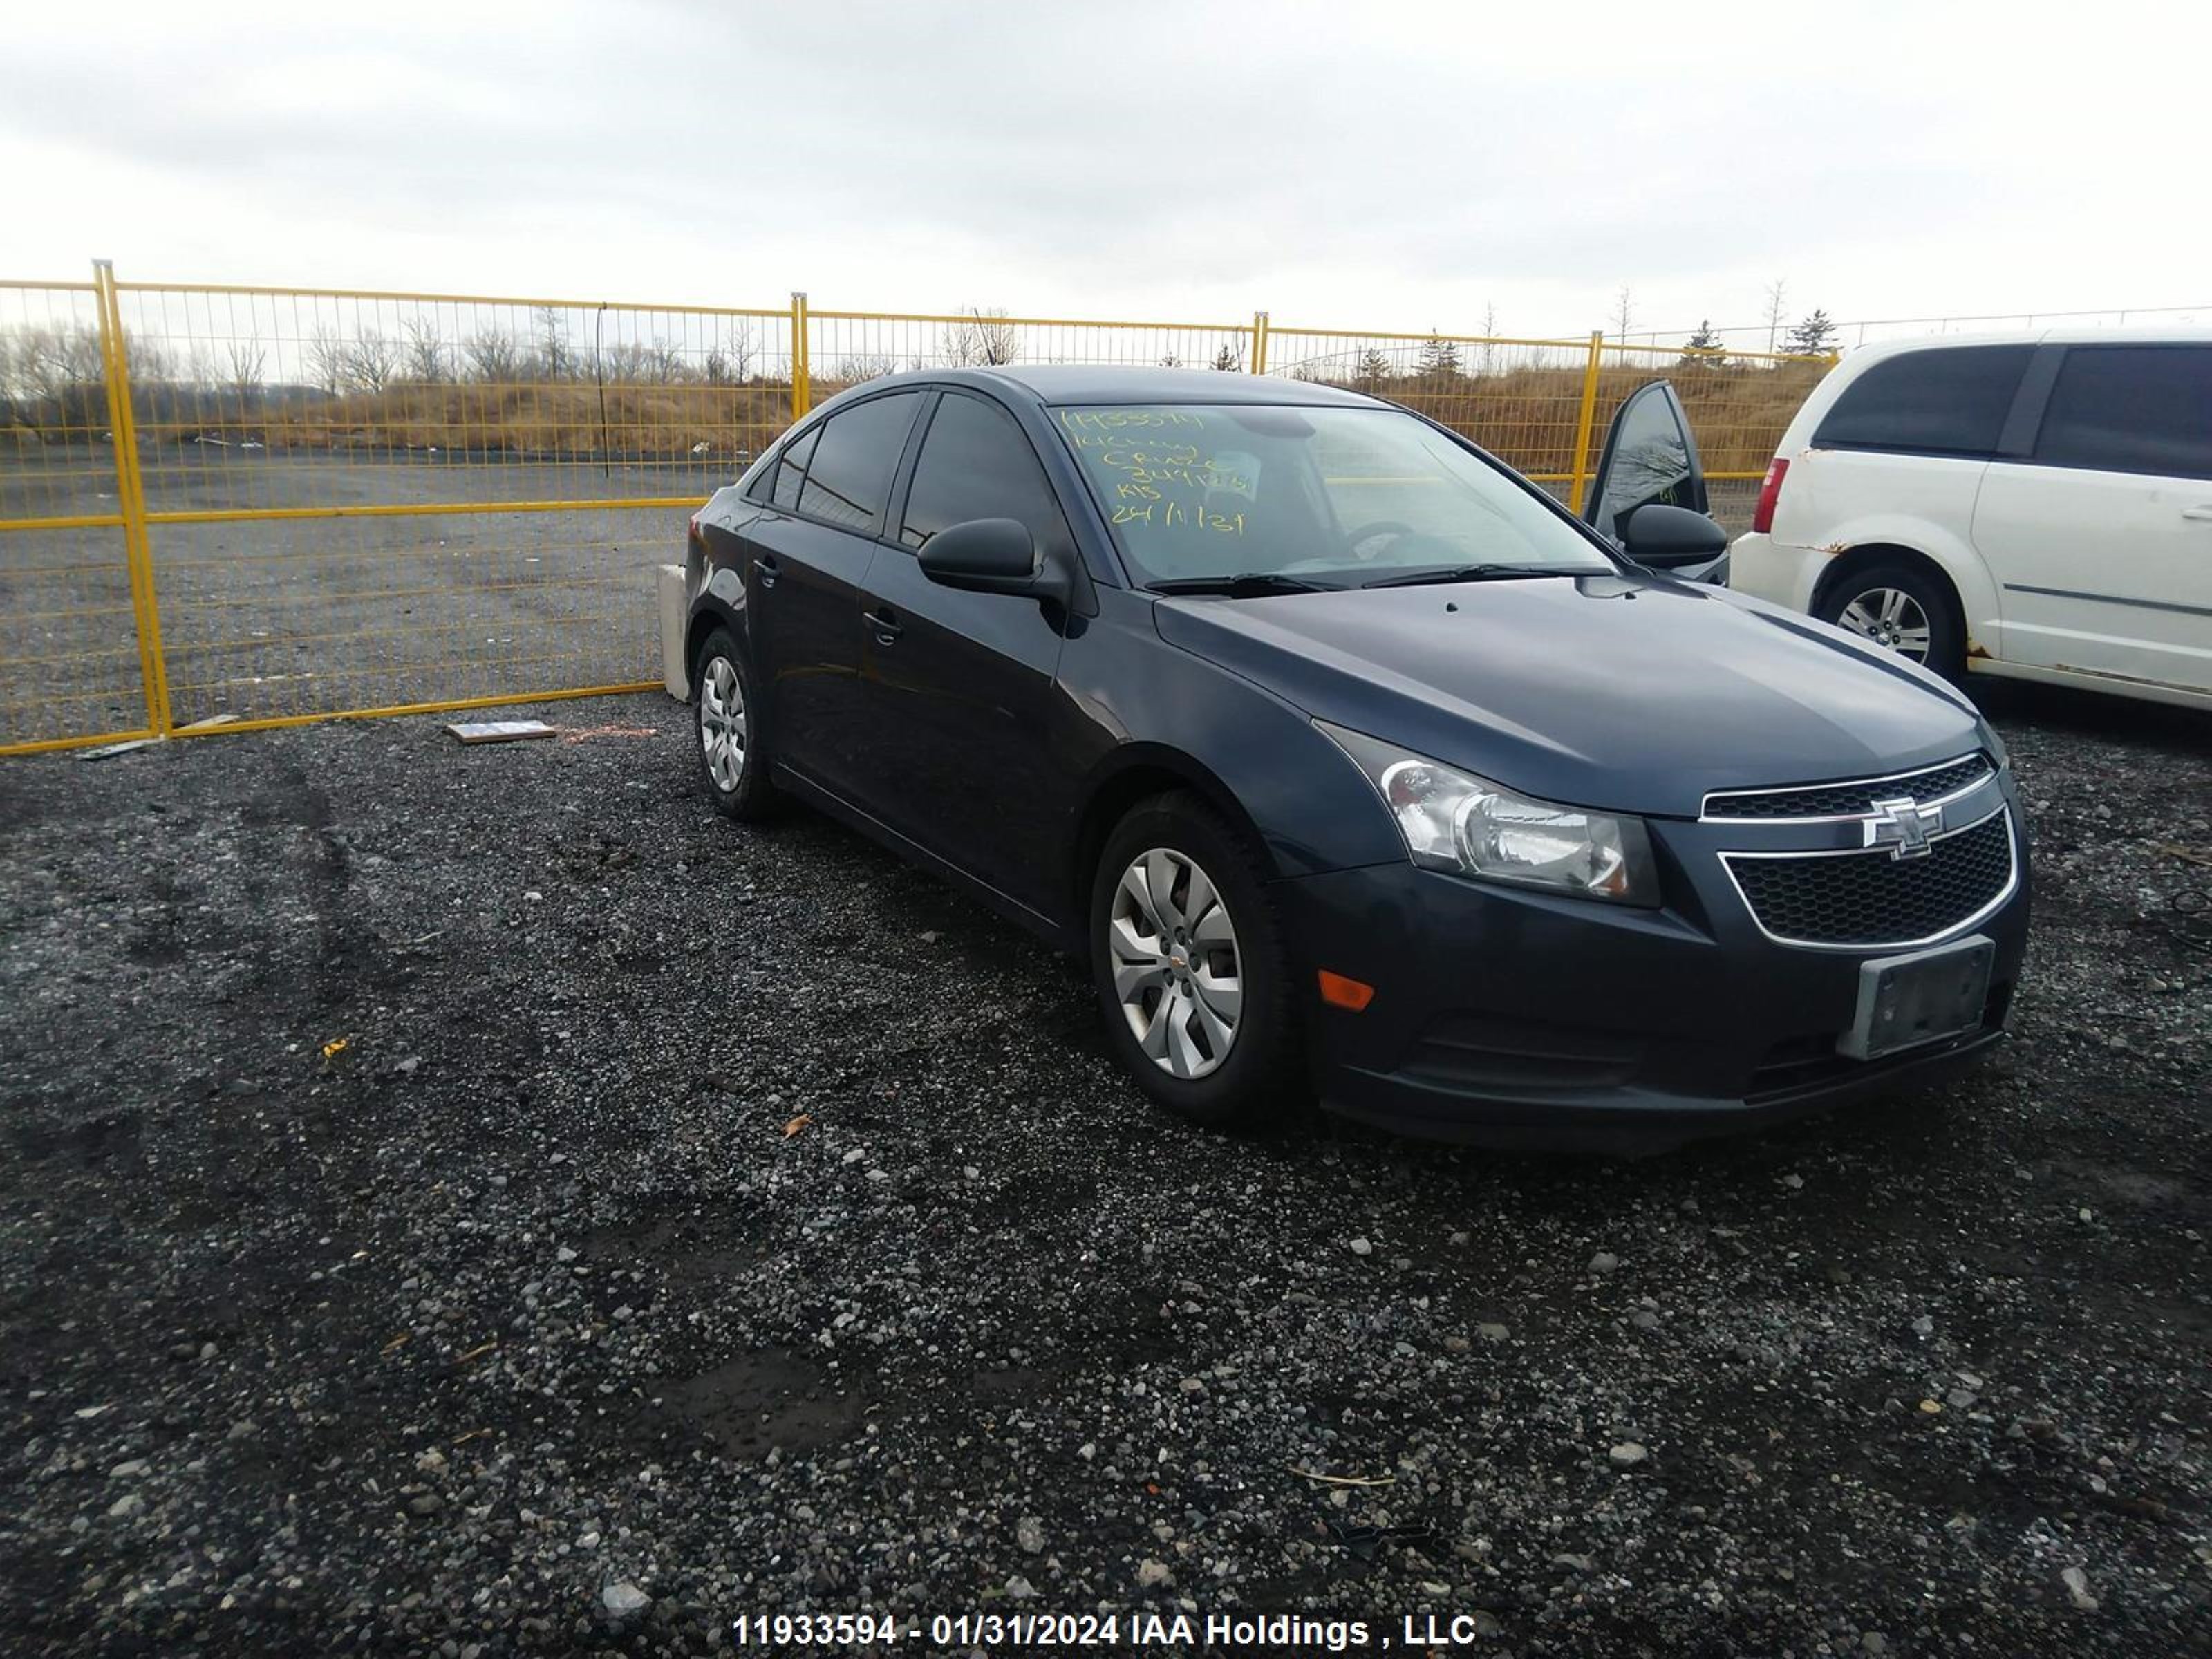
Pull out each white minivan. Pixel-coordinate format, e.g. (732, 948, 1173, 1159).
(1729, 329, 2212, 710)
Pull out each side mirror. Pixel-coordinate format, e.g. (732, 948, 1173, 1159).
(1621, 503, 1728, 568)
(918, 518, 1090, 612)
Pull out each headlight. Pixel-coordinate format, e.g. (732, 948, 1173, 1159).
(1318, 722, 1659, 906)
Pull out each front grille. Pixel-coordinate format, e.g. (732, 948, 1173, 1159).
(1724, 809, 2015, 947)
(1705, 756, 1992, 821)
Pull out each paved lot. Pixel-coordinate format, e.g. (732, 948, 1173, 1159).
(0, 681, 2206, 1656)
(0, 449, 721, 744)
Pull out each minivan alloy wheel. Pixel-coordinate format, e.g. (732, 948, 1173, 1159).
(1837, 587, 1933, 662)
(1109, 847, 1242, 1080)
(700, 655, 747, 791)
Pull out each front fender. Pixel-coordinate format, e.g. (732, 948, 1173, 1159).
(1054, 589, 1405, 886)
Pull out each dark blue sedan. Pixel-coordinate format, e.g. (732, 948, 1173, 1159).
(682, 367, 2027, 1150)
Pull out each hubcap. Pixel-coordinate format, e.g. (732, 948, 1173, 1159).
(699, 655, 747, 792)
(1108, 847, 1242, 1080)
(1839, 587, 1933, 662)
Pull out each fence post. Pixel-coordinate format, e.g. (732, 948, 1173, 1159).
(1250, 310, 1269, 376)
(789, 292, 811, 420)
(91, 259, 172, 737)
(1566, 328, 1605, 517)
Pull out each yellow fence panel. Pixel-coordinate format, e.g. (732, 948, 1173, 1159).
(103, 280, 798, 731)
(807, 310, 1259, 395)
(1, 270, 1845, 755)
(1262, 324, 1832, 529)
(0, 279, 152, 753)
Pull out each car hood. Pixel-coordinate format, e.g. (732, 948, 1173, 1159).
(1151, 573, 1985, 818)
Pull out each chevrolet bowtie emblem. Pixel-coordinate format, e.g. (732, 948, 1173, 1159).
(1864, 796, 1943, 859)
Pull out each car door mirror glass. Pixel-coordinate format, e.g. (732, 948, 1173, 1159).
(1586, 380, 1708, 540)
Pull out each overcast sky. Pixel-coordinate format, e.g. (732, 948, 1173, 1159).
(5, 0, 2206, 340)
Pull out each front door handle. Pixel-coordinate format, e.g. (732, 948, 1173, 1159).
(756, 555, 782, 588)
(862, 608, 903, 645)
(2182, 505, 2212, 523)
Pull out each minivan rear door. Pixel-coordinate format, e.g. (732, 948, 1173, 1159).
(1971, 343, 2212, 695)
(1582, 379, 1720, 580)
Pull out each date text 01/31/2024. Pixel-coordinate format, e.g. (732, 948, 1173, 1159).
(731, 1611, 1508, 1649)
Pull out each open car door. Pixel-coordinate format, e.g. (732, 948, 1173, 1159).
(1583, 379, 1726, 583)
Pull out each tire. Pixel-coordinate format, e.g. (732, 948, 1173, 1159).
(693, 628, 780, 822)
(1815, 561, 1965, 681)
(1089, 790, 1304, 1131)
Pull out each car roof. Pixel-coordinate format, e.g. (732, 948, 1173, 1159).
(1838, 323, 2212, 363)
(843, 364, 1387, 409)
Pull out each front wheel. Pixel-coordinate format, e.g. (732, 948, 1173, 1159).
(1816, 562, 1965, 681)
(1089, 791, 1303, 1131)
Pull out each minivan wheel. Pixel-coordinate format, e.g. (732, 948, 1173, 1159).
(1816, 562, 1965, 680)
(1089, 791, 1302, 1130)
(693, 628, 779, 821)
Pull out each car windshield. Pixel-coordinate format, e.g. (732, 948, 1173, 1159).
(1051, 404, 1615, 590)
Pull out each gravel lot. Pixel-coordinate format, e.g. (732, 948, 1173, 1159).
(1, 680, 2206, 1656)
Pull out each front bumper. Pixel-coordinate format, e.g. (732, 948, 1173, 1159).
(1277, 792, 2030, 1152)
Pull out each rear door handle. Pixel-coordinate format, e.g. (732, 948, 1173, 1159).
(2182, 505, 2212, 522)
(756, 555, 782, 588)
(862, 608, 902, 645)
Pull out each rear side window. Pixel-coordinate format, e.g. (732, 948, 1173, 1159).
(796, 392, 922, 532)
(1812, 345, 2032, 458)
(901, 393, 1071, 556)
(767, 427, 818, 510)
(2034, 346, 2212, 480)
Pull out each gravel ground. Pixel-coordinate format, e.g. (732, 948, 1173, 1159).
(1, 681, 2206, 1656)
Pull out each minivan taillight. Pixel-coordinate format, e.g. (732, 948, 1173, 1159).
(1751, 458, 1788, 535)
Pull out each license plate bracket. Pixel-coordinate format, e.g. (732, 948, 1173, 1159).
(1839, 935, 1995, 1061)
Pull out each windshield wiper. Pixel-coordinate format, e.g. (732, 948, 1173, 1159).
(1360, 563, 1595, 590)
(1147, 572, 1339, 597)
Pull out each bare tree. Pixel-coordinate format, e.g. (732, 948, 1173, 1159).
(465, 330, 523, 383)
(832, 353, 897, 384)
(941, 307, 1018, 367)
(225, 337, 266, 404)
(1479, 301, 1499, 376)
(13, 324, 106, 408)
(306, 326, 347, 395)
(402, 317, 450, 383)
(707, 322, 757, 385)
(599, 340, 654, 383)
(534, 306, 574, 381)
(345, 329, 400, 393)
(648, 339, 686, 384)
(1610, 284, 1637, 346)
(1763, 278, 1790, 355)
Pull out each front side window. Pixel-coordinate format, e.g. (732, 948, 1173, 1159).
(901, 393, 1071, 556)
(1812, 345, 2032, 458)
(2034, 346, 2212, 480)
(796, 392, 921, 532)
(1053, 404, 1610, 587)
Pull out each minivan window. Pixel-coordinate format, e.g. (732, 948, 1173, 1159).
(767, 427, 818, 511)
(1812, 345, 2034, 458)
(2034, 346, 2212, 481)
(796, 393, 923, 532)
(901, 393, 1071, 556)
